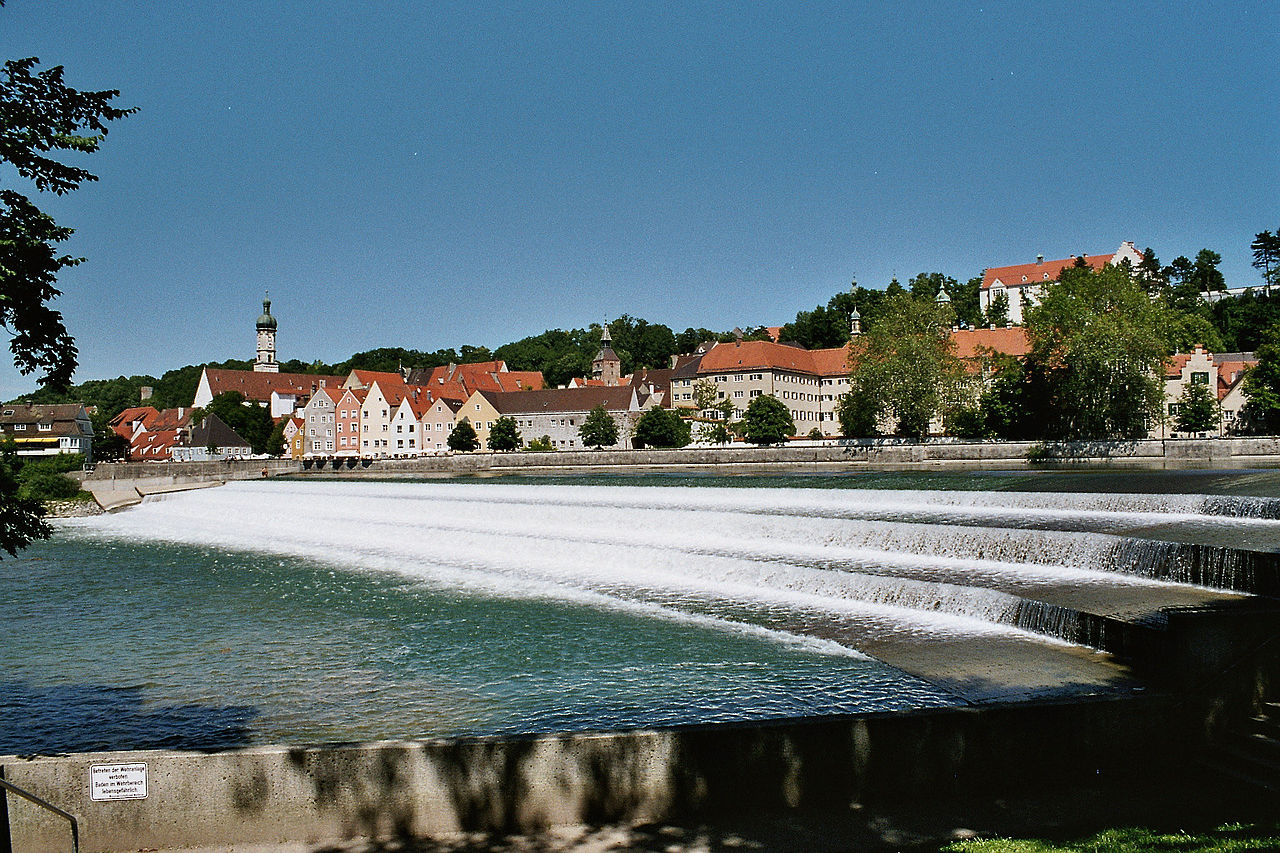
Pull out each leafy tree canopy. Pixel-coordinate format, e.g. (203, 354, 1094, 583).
(487, 416, 521, 451)
(632, 407, 690, 449)
(742, 394, 794, 445)
(447, 417, 480, 452)
(1022, 260, 1171, 440)
(846, 292, 964, 439)
(578, 403, 619, 449)
(1174, 381, 1220, 434)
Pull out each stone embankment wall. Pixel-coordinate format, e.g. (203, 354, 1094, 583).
(77, 459, 299, 510)
(72, 437, 1280, 506)
(310, 436, 1280, 476)
(0, 694, 1183, 852)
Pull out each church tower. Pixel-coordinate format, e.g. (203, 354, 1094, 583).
(591, 322, 621, 385)
(254, 296, 279, 373)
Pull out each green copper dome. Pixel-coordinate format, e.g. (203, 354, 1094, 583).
(257, 298, 277, 330)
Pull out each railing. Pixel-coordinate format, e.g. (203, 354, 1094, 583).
(0, 776, 79, 853)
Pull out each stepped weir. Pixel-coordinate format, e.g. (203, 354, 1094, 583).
(4, 477, 1279, 850)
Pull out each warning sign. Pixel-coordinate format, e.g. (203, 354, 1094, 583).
(90, 763, 148, 801)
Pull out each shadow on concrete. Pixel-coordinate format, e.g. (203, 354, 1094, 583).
(0, 679, 257, 755)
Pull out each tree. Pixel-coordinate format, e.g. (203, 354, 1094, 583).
(1174, 381, 1220, 434)
(742, 394, 794, 445)
(578, 404, 619, 448)
(1240, 323, 1280, 434)
(447, 418, 481, 452)
(632, 407, 690, 449)
(487, 416, 521, 451)
(1252, 230, 1280, 290)
(265, 417, 288, 457)
(836, 384, 880, 437)
(202, 391, 274, 454)
(692, 379, 719, 411)
(0, 46, 132, 555)
(697, 421, 731, 444)
(1022, 260, 1170, 440)
(846, 292, 964, 439)
(984, 291, 1010, 327)
(2, 56, 134, 391)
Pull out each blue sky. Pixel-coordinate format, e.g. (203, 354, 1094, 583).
(1, 1, 1276, 398)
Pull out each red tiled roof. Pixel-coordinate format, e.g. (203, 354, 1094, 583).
(950, 327, 1031, 359)
(698, 340, 817, 374)
(204, 369, 345, 403)
(110, 406, 160, 429)
(982, 254, 1113, 291)
(480, 386, 638, 415)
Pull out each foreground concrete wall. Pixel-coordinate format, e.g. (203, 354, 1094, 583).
(3, 696, 1182, 852)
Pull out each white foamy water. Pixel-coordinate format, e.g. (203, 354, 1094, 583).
(65, 479, 1271, 655)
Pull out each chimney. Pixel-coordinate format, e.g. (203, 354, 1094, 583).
(1036, 254, 1043, 265)
(140, 386, 153, 401)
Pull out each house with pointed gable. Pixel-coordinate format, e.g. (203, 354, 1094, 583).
(300, 384, 342, 457)
(420, 394, 462, 452)
(1158, 345, 1259, 437)
(979, 241, 1144, 325)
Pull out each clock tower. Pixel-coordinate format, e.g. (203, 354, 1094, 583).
(254, 296, 279, 373)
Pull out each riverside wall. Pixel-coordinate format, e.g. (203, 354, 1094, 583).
(305, 436, 1280, 476)
(0, 694, 1187, 852)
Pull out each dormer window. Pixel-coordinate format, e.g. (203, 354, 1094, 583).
(13, 424, 25, 431)
(37, 423, 52, 431)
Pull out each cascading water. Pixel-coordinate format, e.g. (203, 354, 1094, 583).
(5, 476, 1278, 753)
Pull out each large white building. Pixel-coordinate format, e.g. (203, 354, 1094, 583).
(980, 241, 1145, 325)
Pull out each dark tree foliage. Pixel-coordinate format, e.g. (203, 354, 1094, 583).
(495, 328, 596, 388)
(447, 417, 480, 452)
(742, 394, 794, 445)
(1020, 261, 1170, 440)
(1252, 230, 1280, 290)
(1, 56, 135, 390)
(200, 391, 275, 455)
(578, 404, 619, 448)
(486, 416, 521, 451)
(676, 327, 718, 354)
(632, 407, 690, 449)
(1240, 324, 1280, 434)
(1174, 382, 1220, 434)
(0, 438, 48, 556)
(1210, 291, 1280, 352)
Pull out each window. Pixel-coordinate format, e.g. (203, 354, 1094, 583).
(382, 424, 388, 432)
(1191, 372, 1210, 385)
(13, 424, 24, 431)
(734, 374, 743, 381)
(396, 424, 402, 433)
(733, 390, 744, 398)
(750, 390, 762, 397)
(1168, 403, 1180, 415)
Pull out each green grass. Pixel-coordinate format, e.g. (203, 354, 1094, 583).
(942, 823, 1280, 852)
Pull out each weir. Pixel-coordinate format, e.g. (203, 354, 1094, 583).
(4, 478, 1280, 850)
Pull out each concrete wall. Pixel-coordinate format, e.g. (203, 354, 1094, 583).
(2, 695, 1184, 852)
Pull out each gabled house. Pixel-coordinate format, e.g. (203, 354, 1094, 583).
(0, 403, 95, 460)
(419, 395, 462, 452)
(171, 413, 253, 461)
(1159, 345, 1259, 437)
(300, 385, 342, 457)
(334, 388, 367, 457)
(282, 416, 305, 460)
(359, 380, 410, 458)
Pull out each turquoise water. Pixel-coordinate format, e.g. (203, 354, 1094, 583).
(1, 528, 957, 754)
(5, 472, 1279, 755)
